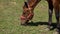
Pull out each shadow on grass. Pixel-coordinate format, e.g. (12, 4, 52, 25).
(26, 21, 60, 34)
(21, 21, 60, 34)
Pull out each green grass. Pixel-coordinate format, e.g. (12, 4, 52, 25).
(0, 0, 57, 34)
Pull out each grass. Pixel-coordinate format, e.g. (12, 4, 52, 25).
(0, 0, 57, 34)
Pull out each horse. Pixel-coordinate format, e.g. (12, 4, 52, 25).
(21, 0, 60, 33)
(53, 0, 60, 33)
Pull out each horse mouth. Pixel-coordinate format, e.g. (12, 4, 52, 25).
(20, 16, 29, 25)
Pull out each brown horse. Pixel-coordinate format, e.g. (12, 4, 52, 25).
(21, 0, 60, 33)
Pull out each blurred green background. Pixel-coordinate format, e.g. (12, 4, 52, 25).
(0, 0, 56, 34)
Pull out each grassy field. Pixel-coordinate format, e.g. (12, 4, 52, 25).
(0, 0, 57, 34)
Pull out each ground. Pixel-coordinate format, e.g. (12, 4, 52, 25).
(0, 0, 57, 34)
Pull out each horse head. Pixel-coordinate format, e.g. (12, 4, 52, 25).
(20, 2, 34, 25)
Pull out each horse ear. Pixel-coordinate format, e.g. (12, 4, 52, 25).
(25, 2, 28, 8)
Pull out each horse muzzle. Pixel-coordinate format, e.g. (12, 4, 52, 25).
(20, 13, 34, 25)
(20, 16, 29, 25)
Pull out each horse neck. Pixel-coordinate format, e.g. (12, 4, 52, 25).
(27, 0, 40, 8)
